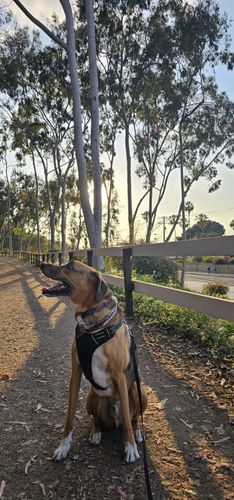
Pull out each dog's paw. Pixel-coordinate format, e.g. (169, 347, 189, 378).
(135, 429, 143, 444)
(53, 432, 72, 461)
(124, 441, 139, 463)
(89, 431, 102, 445)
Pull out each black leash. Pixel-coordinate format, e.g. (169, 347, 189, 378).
(131, 333, 154, 500)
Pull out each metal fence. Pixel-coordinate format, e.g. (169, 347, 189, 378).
(1, 234, 234, 322)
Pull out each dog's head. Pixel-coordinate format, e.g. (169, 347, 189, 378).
(41, 260, 108, 310)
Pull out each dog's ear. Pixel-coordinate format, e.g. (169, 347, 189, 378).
(91, 272, 108, 302)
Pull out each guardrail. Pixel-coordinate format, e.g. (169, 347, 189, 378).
(1, 235, 234, 323)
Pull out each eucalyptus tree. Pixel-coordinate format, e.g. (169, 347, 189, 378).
(12, 0, 103, 266)
(132, 0, 234, 243)
(96, 0, 149, 243)
(2, 29, 77, 252)
(40, 178, 60, 252)
(1, 169, 43, 251)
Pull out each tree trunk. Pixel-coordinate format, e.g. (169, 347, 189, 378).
(145, 180, 154, 243)
(5, 155, 13, 254)
(124, 120, 134, 244)
(179, 124, 186, 288)
(50, 212, 56, 253)
(60, 178, 67, 254)
(85, 0, 102, 243)
(32, 153, 41, 253)
(60, 0, 98, 249)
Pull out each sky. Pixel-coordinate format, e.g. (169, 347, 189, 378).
(4, 0, 234, 242)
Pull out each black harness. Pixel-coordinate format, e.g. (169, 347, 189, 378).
(76, 320, 123, 391)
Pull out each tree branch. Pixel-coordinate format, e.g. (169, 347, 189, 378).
(12, 0, 68, 51)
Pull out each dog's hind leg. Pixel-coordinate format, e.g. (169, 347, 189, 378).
(115, 373, 139, 463)
(53, 340, 82, 461)
(129, 381, 148, 444)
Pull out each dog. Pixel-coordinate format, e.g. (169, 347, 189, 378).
(41, 260, 148, 463)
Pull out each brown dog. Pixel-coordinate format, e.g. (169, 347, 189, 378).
(41, 260, 147, 463)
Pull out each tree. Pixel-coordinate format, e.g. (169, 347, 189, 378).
(96, 0, 149, 243)
(185, 201, 194, 228)
(135, 0, 234, 242)
(230, 220, 234, 231)
(12, 0, 103, 266)
(186, 218, 225, 239)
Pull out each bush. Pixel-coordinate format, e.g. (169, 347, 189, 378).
(202, 282, 229, 297)
(203, 256, 213, 263)
(215, 258, 225, 265)
(132, 256, 178, 284)
(192, 256, 203, 263)
(104, 256, 123, 274)
(111, 286, 234, 365)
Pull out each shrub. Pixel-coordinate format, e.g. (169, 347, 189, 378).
(202, 282, 229, 297)
(192, 256, 203, 263)
(215, 258, 225, 265)
(132, 256, 178, 284)
(104, 256, 123, 274)
(203, 256, 213, 263)
(111, 286, 234, 365)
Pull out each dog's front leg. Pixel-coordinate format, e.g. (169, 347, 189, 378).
(53, 341, 82, 461)
(115, 373, 139, 463)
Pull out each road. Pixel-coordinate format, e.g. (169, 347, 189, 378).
(184, 271, 234, 299)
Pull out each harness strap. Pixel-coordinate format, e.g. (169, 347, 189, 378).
(130, 334, 154, 500)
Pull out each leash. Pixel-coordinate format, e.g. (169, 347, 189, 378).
(131, 334, 154, 500)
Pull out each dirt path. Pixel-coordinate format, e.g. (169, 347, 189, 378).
(0, 258, 233, 500)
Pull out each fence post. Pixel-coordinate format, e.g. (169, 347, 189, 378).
(58, 252, 62, 265)
(123, 247, 133, 317)
(69, 251, 74, 262)
(87, 250, 93, 267)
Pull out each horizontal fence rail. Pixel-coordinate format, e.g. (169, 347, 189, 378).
(1, 235, 234, 323)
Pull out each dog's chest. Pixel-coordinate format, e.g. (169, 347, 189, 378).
(91, 346, 113, 396)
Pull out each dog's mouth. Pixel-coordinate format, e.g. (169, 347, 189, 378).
(42, 277, 73, 297)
